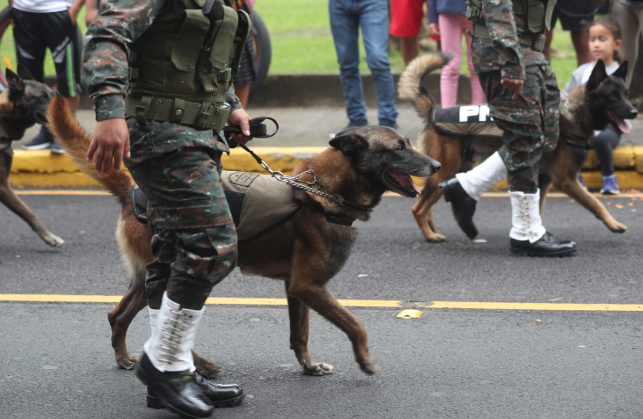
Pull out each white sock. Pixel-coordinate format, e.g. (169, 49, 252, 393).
(144, 292, 203, 372)
(455, 152, 507, 201)
(509, 190, 547, 243)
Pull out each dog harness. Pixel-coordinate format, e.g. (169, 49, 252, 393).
(132, 170, 301, 241)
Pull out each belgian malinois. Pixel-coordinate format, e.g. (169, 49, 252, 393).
(398, 53, 638, 242)
(0, 67, 63, 247)
(47, 94, 441, 376)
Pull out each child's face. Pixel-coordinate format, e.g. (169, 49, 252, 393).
(588, 24, 622, 64)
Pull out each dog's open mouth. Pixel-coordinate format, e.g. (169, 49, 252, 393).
(607, 111, 631, 134)
(385, 169, 422, 197)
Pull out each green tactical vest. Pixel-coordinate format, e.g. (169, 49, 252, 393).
(125, 0, 250, 131)
(466, 0, 557, 51)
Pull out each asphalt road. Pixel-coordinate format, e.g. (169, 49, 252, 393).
(2, 192, 643, 418)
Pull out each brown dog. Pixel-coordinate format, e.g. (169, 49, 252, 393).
(0, 67, 63, 247)
(398, 53, 638, 242)
(47, 95, 440, 377)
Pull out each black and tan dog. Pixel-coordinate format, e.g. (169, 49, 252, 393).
(0, 67, 63, 247)
(399, 53, 638, 242)
(47, 94, 440, 377)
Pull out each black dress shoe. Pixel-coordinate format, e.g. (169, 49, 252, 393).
(136, 353, 214, 419)
(510, 231, 577, 257)
(147, 370, 244, 409)
(439, 177, 478, 239)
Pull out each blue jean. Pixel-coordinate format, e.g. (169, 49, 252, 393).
(329, 0, 398, 127)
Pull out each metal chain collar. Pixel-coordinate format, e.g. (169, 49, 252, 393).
(239, 144, 363, 211)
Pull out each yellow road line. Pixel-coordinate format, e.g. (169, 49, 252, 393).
(15, 190, 111, 196)
(1, 294, 642, 312)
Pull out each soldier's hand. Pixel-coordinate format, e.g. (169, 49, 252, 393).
(501, 78, 524, 100)
(227, 108, 253, 146)
(88, 118, 130, 177)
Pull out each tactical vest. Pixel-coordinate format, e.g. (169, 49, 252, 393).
(125, 0, 250, 130)
(466, 0, 557, 52)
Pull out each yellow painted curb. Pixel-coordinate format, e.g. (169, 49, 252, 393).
(9, 146, 643, 189)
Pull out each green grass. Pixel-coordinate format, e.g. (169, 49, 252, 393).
(0, 0, 578, 89)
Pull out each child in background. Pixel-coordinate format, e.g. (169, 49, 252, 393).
(565, 17, 625, 195)
(428, 0, 486, 108)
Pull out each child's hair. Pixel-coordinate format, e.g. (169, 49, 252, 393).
(588, 17, 622, 64)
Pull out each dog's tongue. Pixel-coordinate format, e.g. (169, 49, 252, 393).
(610, 113, 631, 133)
(390, 170, 422, 195)
(617, 118, 631, 134)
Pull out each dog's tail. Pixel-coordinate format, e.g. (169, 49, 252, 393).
(47, 95, 132, 208)
(398, 52, 451, 121)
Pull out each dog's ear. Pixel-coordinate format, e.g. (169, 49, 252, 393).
(612, 60, 629, 81)
(329, 132, 369, 159)
(6, 68, 25, 101)
(17, 64, 35, 81)
(586, 60, 607, 92)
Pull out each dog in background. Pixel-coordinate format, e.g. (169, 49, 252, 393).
(0, 67, 63, 247)
(47, 94, 441, 377)
(399, 53, 638, 242)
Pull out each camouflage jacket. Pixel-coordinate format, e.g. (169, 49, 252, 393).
(470, 0, 549, 81)
(82, 0, 242, 122)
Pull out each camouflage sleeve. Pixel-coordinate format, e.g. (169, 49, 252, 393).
(82, 0, 167, 121)
(481, 0, 525, 81)
(226, 84, 243, 112)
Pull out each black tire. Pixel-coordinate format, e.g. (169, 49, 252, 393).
(249, 11, 271, 95)
(0, 6, 12, 90)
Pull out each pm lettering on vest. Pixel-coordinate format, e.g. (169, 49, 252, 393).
(459, 105, 493, 123)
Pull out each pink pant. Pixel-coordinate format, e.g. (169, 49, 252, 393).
(438, 14, 487, 108)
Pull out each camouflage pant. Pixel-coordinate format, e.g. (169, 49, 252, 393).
(125, 117, 237, 310)
(480, 64, 560, 193)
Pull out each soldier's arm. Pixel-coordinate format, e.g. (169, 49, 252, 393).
(481, 0, 525, 81)
(82, 0, 167, 122)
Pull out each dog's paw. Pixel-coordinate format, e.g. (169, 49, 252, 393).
(194, 358, 221, 379)
(302, 362, 334, 376)
(608, 221, 627, 233)
(42, 232, 64, 247)
(359, 357, 379, 375)
(116, 355, 138, 370)
(426, 233, 447, 243)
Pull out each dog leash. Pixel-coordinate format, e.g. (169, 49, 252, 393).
(224, 118, 371, 214)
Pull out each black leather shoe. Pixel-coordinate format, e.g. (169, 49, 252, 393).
(147, 370, 244, 409)
(439, 177, 478, 239)
(510, 231, 577, 257)
(136, 353, 214, 419)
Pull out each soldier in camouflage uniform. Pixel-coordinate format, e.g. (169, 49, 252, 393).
(439, 0, 577, 257)
(83, 0, 253, 416)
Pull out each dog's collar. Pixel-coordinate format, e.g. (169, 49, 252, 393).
(0, 136, 12, 152)
(561, 130, 591, 149)
(298, 199, 357, 226)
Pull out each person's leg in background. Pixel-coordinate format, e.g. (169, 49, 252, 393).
(611, 1, 643, 87)
(11, 9, 53, 150)
(47, 10, 84, 154)
(330, 0, 369, 128)
(591, 126, 622, 194)
(438, 13, 463, 108)
(359, 0, 398, 128)
(389, 0, 425, 66)
(463, 18, 486, 105)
